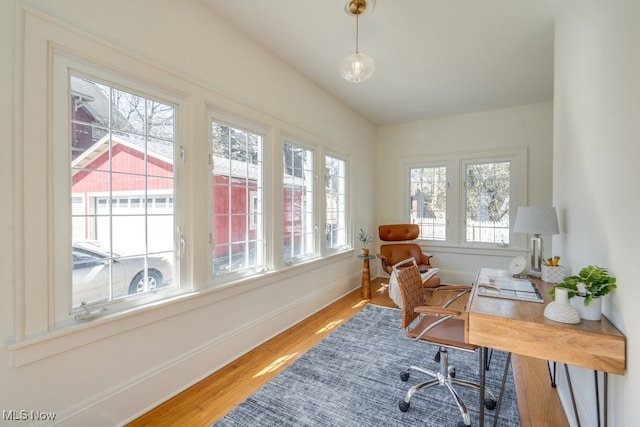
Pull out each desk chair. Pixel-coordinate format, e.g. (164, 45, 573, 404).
(377, 224, 441, 288)
(394, 261, 496, 426)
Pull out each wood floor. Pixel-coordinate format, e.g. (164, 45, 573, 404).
(128, 278, 568, 427)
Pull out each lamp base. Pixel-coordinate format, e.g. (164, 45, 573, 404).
(530, 235, 543, 277)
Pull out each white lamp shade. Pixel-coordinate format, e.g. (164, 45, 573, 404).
(340, 52, 375, 83)
(513, 206, 559, 235)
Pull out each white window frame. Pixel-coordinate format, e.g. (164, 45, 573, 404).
(209, 112, 268, 282)
(409, 164, 448, 242)
(52, 57, 188, 321)
(281, 137, 317, 265)
(404, 147, 527, 250)
(463, 159, 512, 245)
(10, 10, 355, 366)
(11, 12, 191, 365)
(324, 152, 349, 253)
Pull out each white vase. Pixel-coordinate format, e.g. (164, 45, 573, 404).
(570, 295, 602, 321)
(544, 287, 581, 324)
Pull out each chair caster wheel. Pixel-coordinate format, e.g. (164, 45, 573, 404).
(400, 371, 410, 382)
(485, 398, 497, 410)
(398, 399, 410, 412)
(457, 421, 471, 427)
(449, 367, 456, 378)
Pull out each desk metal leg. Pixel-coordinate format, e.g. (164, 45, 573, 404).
(562, 364, 609, 427)
(564, 364, 581, 427)
(547, 360, 557, 388)
(594, 370, 608, 427)
(604, 372, 608, 427)
(492, 352, 512, 427)
(484, 347, 493, 371)
(479, 347, 486, 427)
(594, 370, 601, 427)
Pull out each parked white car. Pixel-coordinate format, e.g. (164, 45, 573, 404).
(72, 241, 173, 307)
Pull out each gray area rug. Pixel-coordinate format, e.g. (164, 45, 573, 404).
(214, 304, 519, 426)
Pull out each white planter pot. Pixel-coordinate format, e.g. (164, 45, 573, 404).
(570, 295, 602, 321)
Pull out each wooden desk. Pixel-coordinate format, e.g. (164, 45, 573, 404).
(467, 268, 625, 375)
(467, 268, 626, 426)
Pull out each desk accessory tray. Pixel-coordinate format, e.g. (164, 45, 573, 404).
(477, 276, 544, 303)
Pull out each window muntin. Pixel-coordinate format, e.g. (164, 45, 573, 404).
(406, 149, 525, 249)
(211, 121, 264, 276)
(410, 166, 447, 241)
(464, 161, 511, 244)
(70, 75, 176, 309)
(325, 155, 347, 250)
(283, 142, 315, 262)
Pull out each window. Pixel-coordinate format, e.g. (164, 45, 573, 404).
(406, 148, 526, 248)
(211, 120, 264, 276)
(325, 155, 347, 250)
(283, 142, 315, 262)
(15, 12, 355, 359)
(464, 161, 511, 244)
(69, 75, 177, 309)
(410, 166, 447, 241)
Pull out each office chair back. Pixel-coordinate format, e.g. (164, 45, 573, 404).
(395, 264, 474, 351)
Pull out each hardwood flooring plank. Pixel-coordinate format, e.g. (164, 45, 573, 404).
(128, 278, 568, 426)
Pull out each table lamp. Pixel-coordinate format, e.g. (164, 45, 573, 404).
(513, 206, 559, 277)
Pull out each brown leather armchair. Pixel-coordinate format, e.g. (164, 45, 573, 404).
(377, 224, 441, 288)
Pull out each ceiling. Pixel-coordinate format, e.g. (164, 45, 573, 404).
(200, 0, 556, 125)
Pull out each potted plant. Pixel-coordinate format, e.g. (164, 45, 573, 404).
(357, 228, 373, 256)
(550, 265, 617, 320)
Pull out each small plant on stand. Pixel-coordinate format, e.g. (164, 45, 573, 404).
(357, 228, 373, 256)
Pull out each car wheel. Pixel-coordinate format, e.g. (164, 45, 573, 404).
(129, 269, 164, 294)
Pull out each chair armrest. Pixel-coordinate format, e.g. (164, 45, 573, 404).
(412, 306, 464, 341)
(414, 305, 462, 317)
(376, 254, 389, 272)
(430, 285, 471, 293)
(419, 252, 433, 265)
(427, 285, 471, 308)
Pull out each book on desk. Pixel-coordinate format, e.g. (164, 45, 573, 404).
(477, 275, 544, 303)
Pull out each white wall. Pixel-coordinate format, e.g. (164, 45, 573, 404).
(1, 0, 375, 424)
(554, 0, 640, 425)
(375, 102, 554, 283)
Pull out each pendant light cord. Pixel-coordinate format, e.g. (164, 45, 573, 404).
(355, 13, 360, 54)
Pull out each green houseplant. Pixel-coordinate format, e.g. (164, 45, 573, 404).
(357, 228, 373, 255)
(550, 265, 617, 307)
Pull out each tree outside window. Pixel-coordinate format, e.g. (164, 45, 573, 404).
(410, 166, 447, 241)
(465, 161, 511, 244)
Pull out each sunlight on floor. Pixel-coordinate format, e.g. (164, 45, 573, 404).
(315, 319, 344, 334)
(351, 300, 367, 309)
(253, 352, 299, 378)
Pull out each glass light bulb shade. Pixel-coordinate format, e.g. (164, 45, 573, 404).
(340, 52, 375, 83)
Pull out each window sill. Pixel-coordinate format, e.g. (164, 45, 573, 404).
(8, 249, 356, 367)
(419, 242, 528, 258)
(7, 291, 201, 367)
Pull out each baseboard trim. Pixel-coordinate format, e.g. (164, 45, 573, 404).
(51, 273, 360, 426)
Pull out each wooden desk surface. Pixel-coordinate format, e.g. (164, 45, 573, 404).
(467, 268, 626, 375)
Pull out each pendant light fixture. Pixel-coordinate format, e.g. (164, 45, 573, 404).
(340, 0, 375, 83)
